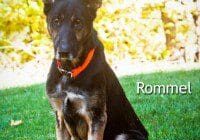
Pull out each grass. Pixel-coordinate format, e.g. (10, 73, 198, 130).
(0, 70, 200, 140)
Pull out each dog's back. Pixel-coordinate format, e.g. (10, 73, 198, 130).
(103, 63, 148, 140)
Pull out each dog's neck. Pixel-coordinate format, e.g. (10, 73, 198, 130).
(77, 29, 104, 64)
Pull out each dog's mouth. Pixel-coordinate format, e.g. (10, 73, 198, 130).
(59, 52, 74, 61)
(57, 59, 73, 71)
(56, 52, 80, 71)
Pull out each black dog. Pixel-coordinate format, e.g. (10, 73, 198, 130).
(43, 0, 148, 139)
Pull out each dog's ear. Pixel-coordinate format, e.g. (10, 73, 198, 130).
(84, 0, 102, 19)
(43, 0, 54, 15)
(84, 0, 102, 10)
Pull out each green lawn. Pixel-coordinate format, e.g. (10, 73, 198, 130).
(0, 70, 200, 140)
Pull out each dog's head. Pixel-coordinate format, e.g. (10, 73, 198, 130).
(43, 0, 101, 70)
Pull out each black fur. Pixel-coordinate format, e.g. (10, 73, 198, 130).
(44, 0, 148, 139)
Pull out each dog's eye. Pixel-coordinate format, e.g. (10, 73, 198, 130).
(73, 19, 83, 30)
(53, 18, 61, 27)
(53, 14, 64, 27)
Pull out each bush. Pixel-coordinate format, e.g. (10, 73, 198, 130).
(0, 0, 52, 65)
(0, 0, 199, 67)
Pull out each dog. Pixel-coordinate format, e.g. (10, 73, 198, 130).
(43, 0, 148, 139)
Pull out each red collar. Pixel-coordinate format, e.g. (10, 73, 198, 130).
(56, 48, 95, 78)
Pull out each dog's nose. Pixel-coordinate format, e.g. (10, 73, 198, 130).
(57, 47, 73, 60)
(58, 44, 69, 52)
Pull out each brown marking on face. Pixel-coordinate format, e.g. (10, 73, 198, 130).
(71, 46, 84, 67)
(47, 18, 58, 39)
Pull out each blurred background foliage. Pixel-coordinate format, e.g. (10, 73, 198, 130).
(0, 0, 199, 68)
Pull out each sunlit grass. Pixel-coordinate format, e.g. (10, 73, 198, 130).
(0, 70, 200, 139)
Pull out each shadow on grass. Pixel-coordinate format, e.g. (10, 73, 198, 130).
(0, 70, 200, 140)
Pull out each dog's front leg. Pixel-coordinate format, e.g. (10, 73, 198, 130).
(86, 110, 107, 140)
(56, 111, 70, 140)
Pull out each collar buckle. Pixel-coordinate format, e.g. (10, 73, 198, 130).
(66, 71, 73, 79)
(58, 68, 73, 79)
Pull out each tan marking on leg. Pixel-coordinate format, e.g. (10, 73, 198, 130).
(56, 111, 71, 140)
(84, 105, 107, 140)
(49, 97, 70, 140)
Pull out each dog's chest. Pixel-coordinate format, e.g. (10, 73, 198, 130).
(50, 76, 89, 139)
(51, 75, 88, 116)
